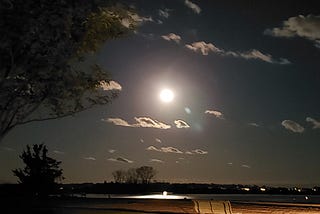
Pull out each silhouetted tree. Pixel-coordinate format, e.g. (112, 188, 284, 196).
(0, 0, 138, 141)
(112, 170, 126, 183)
(112, 166, 157, 184)
(13, 144, 63, 196)
(125, 168, 138, 184)
(136, 166, 156, 184)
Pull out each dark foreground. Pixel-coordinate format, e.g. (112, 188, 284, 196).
(2, 197, 320, 214)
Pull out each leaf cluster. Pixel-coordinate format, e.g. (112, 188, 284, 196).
(0, 0, 137, 139)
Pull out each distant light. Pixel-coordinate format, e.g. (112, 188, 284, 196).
(305, 196, 309, 200)
(163, 191, 168, 196)
(242, 187, 250, 191)
(260, 188, 266, 192)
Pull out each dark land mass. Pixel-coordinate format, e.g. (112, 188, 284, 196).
(1, 182, 320, 197)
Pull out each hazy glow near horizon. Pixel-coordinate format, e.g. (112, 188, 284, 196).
(160, 89, 174, 103)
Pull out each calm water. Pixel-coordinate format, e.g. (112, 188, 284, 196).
(75, 193, 320, 204)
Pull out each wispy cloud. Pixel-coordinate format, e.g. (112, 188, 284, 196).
(174, 119, 190, 128)
(121, 12, 153, 28)
(146, 146, 183, 154)
(158, 9, 170, 19)
(235, 50, 291, 65)
(185, 149, 208, 155)
(84, 157, 96, 161)
(248, 122, 260, 127)
(205, 110, 225, 120)
(105, 118, 132, 127)
(108, 149, 116, 153)
(264, 14, 320, 48)
(155, 138, 162, 143)
(150, 159, 164, 163)
(146, 146, 161, 152)
(108, 157, 133, 164)
(140, 139, 144, 143)
(186, 41, 222, 55)
(241, 164, 251, 168)
(306, 117, 320, 129)
(281, 120, 305, 133)
(53, 150, 65, 155)
(192, 149, 208, 155)
(134, 117, 171, 129)
(104, 117, 171, 129)
(184, 0, 201, 14)
(161, 33, 181, 43)
(100, 80, 122, 91)
(186, 41, 290, 64)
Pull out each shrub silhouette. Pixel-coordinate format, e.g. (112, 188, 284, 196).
(13, 144, 63, 196)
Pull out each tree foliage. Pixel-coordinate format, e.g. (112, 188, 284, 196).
(0, 0, 137, 141)
(13, 144, 63, 196)
(112, 166, 156, 184)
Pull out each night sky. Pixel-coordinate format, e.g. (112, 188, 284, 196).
(1, 0, 320, 187)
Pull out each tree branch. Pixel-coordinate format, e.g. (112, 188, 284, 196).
(16, 104, 98, 126)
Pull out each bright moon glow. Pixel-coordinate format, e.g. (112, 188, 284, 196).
(160, 89, 174, 103)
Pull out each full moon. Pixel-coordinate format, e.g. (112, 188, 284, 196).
(159, 89, 174, 103)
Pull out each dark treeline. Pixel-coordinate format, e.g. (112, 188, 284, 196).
(2, 183, 320, 197)
(60, 183, 320, 195)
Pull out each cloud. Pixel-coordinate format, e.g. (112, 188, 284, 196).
(140, 139, 144, 143)
(192, 149, 208, 155)
(84, 157, 96, 161)
(155, 138, 162, 143)
(146, 146, 183, 154)
(281, 120, 305, 133)
(53, 150, 65, 155)
(108, 149, 116, 153)
(306, 117, 320, 129)
(174, 119, 190, 128)
(185, 149, 208, 155)
(150, 159, 164, 163)
(162, 147, 183, 154)
(241, 164, 251, 168)
(236, 49, 291, 64)
(161, 33, 182, 43)
(227, 162, 233, 166)
(186, 41, 222, 55)
(134, 117, 171, 129)
(184, 0, 201, 14)
(264, 15, 320, 47)
(105, 118, 132, 127)
(104, 117, 171, 129)
(121, 12, 153, 28)
(146, 146, 162, 152)
(186, 41, 290, 64)
(248, 122, 260, 127)
(100, 80, 122, 91)
(108, 157, 133, 164)
(205, 110, 225, 120)
(158, 9, 170, 19)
